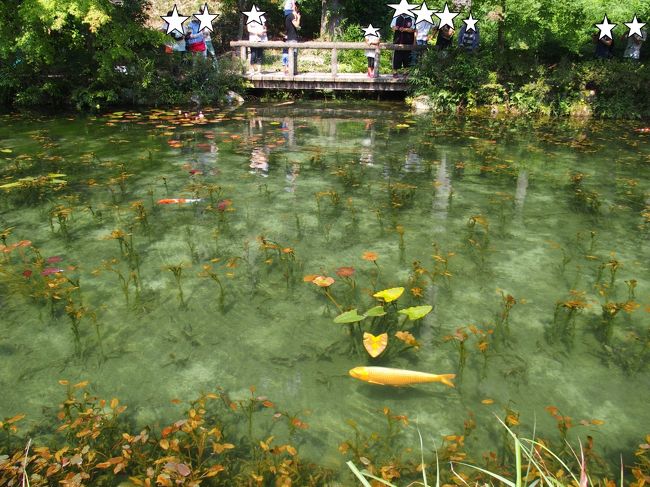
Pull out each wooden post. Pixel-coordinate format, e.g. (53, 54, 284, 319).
(331, 47, 338, 77)
(288, 45, 298, 76)
(374, 46, 380, 78)
(240, 46, 247, 74)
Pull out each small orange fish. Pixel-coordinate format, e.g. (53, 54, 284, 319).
(157, 198, 202, 205)
(349, 366, 455, 387)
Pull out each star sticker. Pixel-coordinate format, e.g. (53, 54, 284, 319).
(161, 5, 189, 36)
(413, 1, 435, 25)
(363, 24, 381, 38)
(463, 12, 479, 32)
(624, 15, 646, 38)
(595, 15, 616, 40)
(194, 3, 218, 33)
(242, 5, 265, 26)
(387, 0, 418, 19)
(435, 3, 459, 30)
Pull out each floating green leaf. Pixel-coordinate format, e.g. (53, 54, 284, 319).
(373, 287, 404, 303)
(0, 182, 21, 189)
(398, 305, 433, 320)
(364, 306, 386, 317)
(334, 309, 365, 323)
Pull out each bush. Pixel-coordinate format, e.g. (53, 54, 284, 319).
(410, 48, 650, 118)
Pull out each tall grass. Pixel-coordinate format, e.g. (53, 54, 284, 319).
(347, 417, 625, 487)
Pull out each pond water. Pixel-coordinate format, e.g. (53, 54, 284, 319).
(0, 101, 648, 477)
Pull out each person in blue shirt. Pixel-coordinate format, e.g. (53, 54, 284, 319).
(185, 18, 206, 57)
(458, 23, 479, 52)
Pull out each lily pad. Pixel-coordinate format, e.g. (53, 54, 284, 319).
(398, 305, 433, 320)
(334, 309, 365, 323)
(373, 287, 404, 303)
(364, 306, 386, 317)
(0, 182, 21, 189)
(363, 332, 388, 358)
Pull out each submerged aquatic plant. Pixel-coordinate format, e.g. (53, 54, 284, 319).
(388, 181, 417, 209)
(332, 286, 429, 358)
(466, 215, 490, 272)
(0, 226, 15, 246)
(0, 381, 332, 486)
(552, 290, 589, 346)
(49, 204, 73, 240)
(130, 200, 149, 230)
(569, 172, 601, 214)
(167, 263, 188, 310)
(95, 259, 140, 308)
(199, 262, 226, 311)
(185, 226, 199, 263)
(108, 230, 141, 277)
(257, 236, 300, 288)
(362, 251, 381, 287)
(444, 328, 469, 382)
(496, 291, 519, 337)
(64, 297, 97, 359)
(600, 300, 639, 344)
(0, 173, 67, 204)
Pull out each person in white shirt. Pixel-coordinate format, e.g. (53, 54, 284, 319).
(284, 0, 297, 17)
(365, 31, 381, 78)
(413, 19, 435, 63)
(247, 18, 267, 74)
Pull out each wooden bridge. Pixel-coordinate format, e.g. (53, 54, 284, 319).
(229, 41, 424, 92)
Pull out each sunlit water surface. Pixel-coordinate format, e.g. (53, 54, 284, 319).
(0, 101, 649, 475)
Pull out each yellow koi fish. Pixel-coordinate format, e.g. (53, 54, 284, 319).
(349, 366, 455, 388)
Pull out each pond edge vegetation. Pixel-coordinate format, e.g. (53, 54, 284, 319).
(1, 382, 649, 486)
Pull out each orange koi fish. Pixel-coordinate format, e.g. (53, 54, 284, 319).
(157, 198, 203, 205)
(349, 366, 455, 388)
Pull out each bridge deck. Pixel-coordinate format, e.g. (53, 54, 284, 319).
(245, 71, 409, 91)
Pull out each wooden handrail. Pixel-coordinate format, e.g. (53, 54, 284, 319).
(230, 40, 425, 50)
(230, 40, 427, 78)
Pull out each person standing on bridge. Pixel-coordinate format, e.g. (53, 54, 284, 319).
(247, 16, 267, 74)
(284, 0, 298, 18)
(283, 6, 300, 75)
(392, 14, 416, 77)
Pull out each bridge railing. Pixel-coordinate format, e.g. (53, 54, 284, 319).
(229, 40, 426, 77)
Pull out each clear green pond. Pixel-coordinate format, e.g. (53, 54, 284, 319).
(0, 101, 649, 473)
